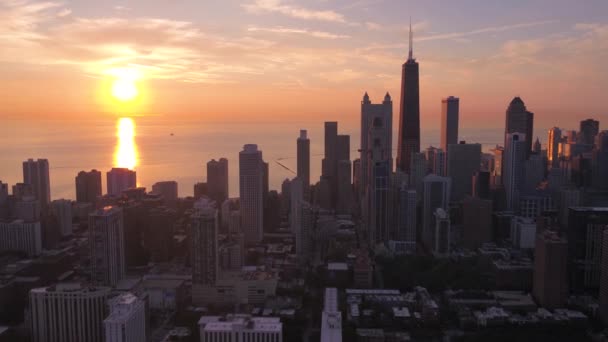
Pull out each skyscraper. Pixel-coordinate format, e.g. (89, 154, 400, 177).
(579, 118, 599, 146)
(30, 283, 111, 342)
(207, 158, 228, 205)
(89, 206, 125, 286)
(396, 187, 416, 253)
(422, 175, 451, 251)
(396, 21, 420, 174)
(434, 208, 451, 255)
(75, 169, 102, 203)
(239, 144, 264, 245)
(297, 130, 310, 189)
(360, 92, 393, 197)
(447, 142, 481, 201)
(601, 228, 608, 324)
(191, 198, 218, 285)
(22, 158, 50, 209)
(51, 199, 72, 237)
(462, 197, 493, 249)
(504, 133, 527, 211)
(504, 97, 534, 156)
(547, 127, 562, 168)
(106, 168, 136, 196)
(533, 230, 568, 309)
(104, 293, 147, 342)
(440, 96, 459, 152)
(151, 181, 178, 203)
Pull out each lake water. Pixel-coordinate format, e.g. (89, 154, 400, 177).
(0, 117, 506, 200)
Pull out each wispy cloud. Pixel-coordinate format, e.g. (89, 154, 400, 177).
(418, 20, 556, 42)
(242, 0, 347, 23)
(57, 8, 71, 17)
(248, 26, 350, 39)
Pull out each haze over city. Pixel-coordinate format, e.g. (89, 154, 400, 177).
(1, 1, 608, 342)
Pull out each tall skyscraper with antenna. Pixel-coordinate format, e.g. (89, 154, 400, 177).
(397, 19, 421, 175)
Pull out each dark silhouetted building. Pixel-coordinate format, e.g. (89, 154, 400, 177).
(533, 230, 568, 309)
(447, 142, 481, 201)
(441, 96, 459, 153)
(207, 158, 228, 205)
(152, 181, 178, 204)
(194, 182, 208, 199)
(191, 198, 218, 285)
(472, 171, 490, 199)
(579, 118, 599, 146)
(23, 158, 50, 210)
(504, 133, 527, 211)
(462, 197, 493, 249)
(75, 170, 102, 204)
(297, 130, 310, 189)
(107, 168, 136, 196)
(239, 144, 264, 245)
(89, 206, 125, 286)
(396, 22, 420, 174)
(504, 97, 534, 156)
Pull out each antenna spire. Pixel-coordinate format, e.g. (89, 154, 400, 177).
(408, 17, 413, 61)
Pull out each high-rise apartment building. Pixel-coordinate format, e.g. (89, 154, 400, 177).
(51, 199, 72, 237)
(207, 158, 229, 205)
(30, 283, 111, 342)
(89, 206, 125, 286)
(191, 198, 218, 285)
(75, 169, 102, 203)
(447, 142, 481, 201)
(579, 118, 599, 146)
(22, 158, 50, 209)
(533, 230, 568, 309)
(106, 168, 136, 196)
(104, 293, 147, 342)
(297, 130, 310, 189)
(0, 220, 42, 257)
(239, 144, 264, 245)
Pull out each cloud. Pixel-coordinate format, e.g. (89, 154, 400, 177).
(248, 26, 350, 39)
(242, 0, 347, 23)
(418, 20, 556, 42)
(57, 8, 71, 17)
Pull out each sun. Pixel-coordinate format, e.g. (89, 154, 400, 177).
(108, 68, 141, 102)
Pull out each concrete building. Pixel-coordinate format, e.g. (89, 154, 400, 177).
(107, 168, 136, 196)
(22, 158, 50, 209)
(104, 293, 147, 342)
(75, 169, 102, 203)
(192, 268, 278, 305)
(207, 158, 229, 205)
(533, 230, 568, 309)
(89, 206, 125, 286)
(395, 186, 416, 253)
(504, 133, 527, 211)
(199, 314, 282, 342)
(321, 288, 342, 342)
(422, 175, 451, 251)
(30, 283, 111, 342)
(297, 130, 311, 189)
(447, 142, 481, 201)
(0, 220, 42, 256)
(151, 181, 178, 203)
(191, 198, 218, 286)
(51, 199, 72, 237)
(559, 188, 582, 226)
(441, 96, 459, 152)
(239, 144, 264, 245)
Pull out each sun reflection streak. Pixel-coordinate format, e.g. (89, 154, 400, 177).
(114, 117, 138, 170)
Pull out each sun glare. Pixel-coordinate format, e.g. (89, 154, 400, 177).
(108, 68, 140, 102)
(114, 117, 138, 170)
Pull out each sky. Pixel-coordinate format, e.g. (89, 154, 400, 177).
(1, 0, 607, 130)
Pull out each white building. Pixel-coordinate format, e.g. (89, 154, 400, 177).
(199, 314, 282, 342)
(511, 216, 536, 249)
(239, 144, 264, 245)
(321, 288, 342, 342)
(30, 283, 111, 342)
(0, 220, 41, 256)
(104, 293, 147, 342)
(51, 199, 73, 236)
(89, 206, 125, 286)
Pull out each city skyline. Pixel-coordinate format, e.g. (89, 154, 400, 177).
(0, 0, 607, 130)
